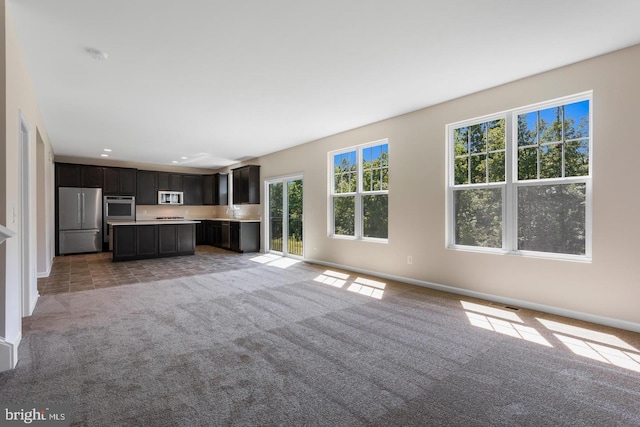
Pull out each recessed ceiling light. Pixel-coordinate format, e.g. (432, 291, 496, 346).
(181, 157, 187, 160)
(172, 161, 178, 164)
(101, 154, 109, 157)
(87, 48, 108, 61)
(103, 148, 112, 152)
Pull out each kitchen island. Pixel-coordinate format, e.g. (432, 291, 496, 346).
(110, 220, 198, 262)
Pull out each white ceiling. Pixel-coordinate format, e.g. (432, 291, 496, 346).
(8, 0, 640, 169)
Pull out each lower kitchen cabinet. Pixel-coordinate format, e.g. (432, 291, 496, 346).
(137, 225, 158, 256)
(196, 222, 206, 245)
(113, 225, 137, 259)
(177, 223, 195, 252)
(231, 222, 260, 253)
(158, 224, 178, 255)
(112, 223, 196, 261)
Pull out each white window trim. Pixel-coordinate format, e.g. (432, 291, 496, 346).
(446, 91, 593, 262)
(329, 139, 389, 242)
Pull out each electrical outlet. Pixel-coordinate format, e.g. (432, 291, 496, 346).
(407, 256, 412, 265)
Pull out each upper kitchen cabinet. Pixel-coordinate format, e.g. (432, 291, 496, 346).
(158, 173, 183, 192)
(232, 165, 260, 204)
(82, 166, 104, 188)
(203, 173, 228, 205)
(182, 175, 203, 205)
(136, 170, 158, 205)
(214, 173, 229, 205)
(56, 163, 103, 188)
(104, 167, 137, 195)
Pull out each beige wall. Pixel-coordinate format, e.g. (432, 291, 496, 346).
(256, 44, 640, 328)
(1, 2, 55, 365)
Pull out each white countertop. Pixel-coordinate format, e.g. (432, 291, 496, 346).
(108, 218, 261, 226)
(108, 220, 200, 226)
(189, 217, 261, 223)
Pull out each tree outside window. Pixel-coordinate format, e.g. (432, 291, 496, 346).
(331, 141, 389, 240)
(448, 94, 591, 259)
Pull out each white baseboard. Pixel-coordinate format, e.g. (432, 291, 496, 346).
(37, 261, 53, 278)
(305, 257, 640, 334)
(0, 333, 21, 373)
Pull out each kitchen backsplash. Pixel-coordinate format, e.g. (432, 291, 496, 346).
(136, 204, 261, 220)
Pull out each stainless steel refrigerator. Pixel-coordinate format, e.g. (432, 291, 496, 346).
(58, 187, 103, 254)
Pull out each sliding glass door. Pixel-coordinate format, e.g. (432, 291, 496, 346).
(267, 175, 303, 257)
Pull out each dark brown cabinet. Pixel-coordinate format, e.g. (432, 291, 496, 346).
(136, 171, 158, 205)
(196, 222, 206, 245)
(214, 173, 229, 205)
(56, 163, 103, 188)
(158, 224, 178, 255)
(113, 225, 137, 259)
(203, 173, 228, 205)
(158, 224, 195, 255)
(82, 166, 104, 188)
(56, 163, 82, 187)
(158, 173, 183, 191)
(112, 223, 195, 261)
(230, 222, 260, 253)
(232, 165, 260, 204)
(104, 167, 137, 195)
(136, 225, 158, 256)
(177, 224, 195, 253)
(183, 175, 203, 205)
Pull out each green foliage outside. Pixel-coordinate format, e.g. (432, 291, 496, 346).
(453, 101, 589, 254)
(269, 180, 303, 256)
(333, 146, 388, 238)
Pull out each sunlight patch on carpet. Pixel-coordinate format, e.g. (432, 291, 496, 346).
(464, 311, 552, 347)
(250, 254, 301, 269)
(314, 271, 386, 299)
(537, 318, 640, 372)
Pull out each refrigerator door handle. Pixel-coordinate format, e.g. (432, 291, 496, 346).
(77, 193, 82, 224)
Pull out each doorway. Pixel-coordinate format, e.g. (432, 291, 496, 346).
(266, 175, 303, 258)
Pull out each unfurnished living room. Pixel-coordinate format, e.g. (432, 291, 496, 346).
(1, 1, 640, 426)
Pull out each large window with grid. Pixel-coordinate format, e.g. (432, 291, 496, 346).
(330, 140, 389, 240)
(447, 93, 591, 260)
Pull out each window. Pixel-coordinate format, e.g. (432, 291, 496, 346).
(330, 141, 389, 240)
(447, 93, 591, 260)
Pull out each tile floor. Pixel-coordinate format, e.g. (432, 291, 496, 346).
(37, 246, 250, 295)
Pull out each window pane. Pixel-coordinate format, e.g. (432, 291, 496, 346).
(363, 144, 388, 193)
(455, 157, 468, 185)
(565, 139, 589, 177)
(517, 183, 586, 255)
(540, 144, 563, 179)
(363, 194, 388, 238)
(333, 196, 355, 236)
(269, 182, 283, 252)
(362, 166, 372, 192)
(564, 100, 589, 139)
(469, 123, 486, 153)
(487, 119, 505, 151)
(470, 154, 486, 184)
(488, 151, 505, 182)
(517, 112, 537, 146)
(334, 151, 357, 193)
(454, 127, 468, 155)
(381, 167, 388, 190)
(518, 147, 537, 180)
(539, 106, 563, 143)
(454, 188, 503, 248)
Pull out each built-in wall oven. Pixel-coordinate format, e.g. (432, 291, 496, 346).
(103, 195, 136, 247)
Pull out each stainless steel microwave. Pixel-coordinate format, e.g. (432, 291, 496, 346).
(158, 191, 183, 205)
